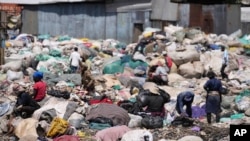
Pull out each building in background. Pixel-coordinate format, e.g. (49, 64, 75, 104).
(0, 0, 246, 43)
(0, 3, 22, 39)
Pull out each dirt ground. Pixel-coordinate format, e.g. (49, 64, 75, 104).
(151, 121, 229, 141)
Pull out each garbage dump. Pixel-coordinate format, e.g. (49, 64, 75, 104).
(1, 25, 250, 141)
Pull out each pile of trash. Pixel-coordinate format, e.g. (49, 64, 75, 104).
(1, 24, 250, 141)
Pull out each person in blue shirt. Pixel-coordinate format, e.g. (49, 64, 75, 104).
(203, 71, 222, 124)
(176, 91, 194, 118)
(220, 45, 229, 80)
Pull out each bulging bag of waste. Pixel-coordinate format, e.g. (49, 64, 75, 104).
(171, 116, 194, 127)
(178, 61, 204, 78)
(141, 116, 163, 129)
(1, 60, 22, 72)
(168, 50, 200, 66)
(172, 30, 186, 42)
(186, 28, 202, 40)
(6, 70, 23, 81)
(121, 129, 153, 141)
(235, 96, 250, 112)
(68, 113, 85, 129)
(103, 60, 124, 74)
(49, 49, 62, 57)
(128, 114, 142, 128)
(178, 136, 203, 141)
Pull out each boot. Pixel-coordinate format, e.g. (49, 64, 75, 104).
(207, 113, 211, 124)
(216, 113, 220, 123)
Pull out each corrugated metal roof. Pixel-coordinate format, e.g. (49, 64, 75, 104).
(0, 0, 103, 5)
(106, 0, 151, 12)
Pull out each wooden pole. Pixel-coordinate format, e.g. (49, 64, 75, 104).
(0, 45, 4, 65)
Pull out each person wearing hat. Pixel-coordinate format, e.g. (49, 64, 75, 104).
(220, 45, 229, 81)
(12, 83, 40, 118)
(162, 51, 172, 73)
(32, 71, 47, 102)
(137, 82, 170, 117)
(175, 91, 194, 118)
(203, 71, 222, 124)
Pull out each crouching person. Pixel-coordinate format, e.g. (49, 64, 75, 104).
(137, 83, 170, 117)
(12, 83, 40, 118)
(176, 91, 194, 118)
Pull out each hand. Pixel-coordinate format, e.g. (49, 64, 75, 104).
(16, 105, 22, 109)
(181, 112, 188, 117)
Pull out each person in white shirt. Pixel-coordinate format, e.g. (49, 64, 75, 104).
(69, 47, 82, 73)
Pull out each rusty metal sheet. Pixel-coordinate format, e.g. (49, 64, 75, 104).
(189, 4, 202, 28)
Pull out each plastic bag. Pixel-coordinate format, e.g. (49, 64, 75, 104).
(141, 116, 163, 129)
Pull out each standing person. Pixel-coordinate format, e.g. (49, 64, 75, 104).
(81, 64, 95, 95)
(12, 83, 40, 118)
(133, 38, 148, 55)
(162, 51, 172, 73)
(203, 71, 222, 124)
(220, 45, 229, 80)
(69, 47, 82, 73)
(175, 91, 194, 118)
(32, 71, 47, 102)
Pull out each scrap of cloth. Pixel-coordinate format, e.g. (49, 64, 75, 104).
(192, 105, 206, 118)
(95, 125, 131, 141)
(0, 102, 10, 117)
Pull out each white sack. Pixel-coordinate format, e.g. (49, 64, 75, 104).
(178, 61, 204, 78)
(32, 97, 69, 120)
(168, 50, 200, 66)
(6, 70, 23, 81)
(121, 129, 153, 141)
(178, 136, 203, 141)
(128, 114, 142, 128)
(0, 60, 22, 72)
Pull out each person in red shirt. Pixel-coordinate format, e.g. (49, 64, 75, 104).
(162, 51, 172, 73)
(32, 71, 47, 102)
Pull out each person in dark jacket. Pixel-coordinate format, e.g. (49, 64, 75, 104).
(133, 38, 149, 55)
(203, 71, 222, 124)
(137, 87, 170, 117)
(176, 91, 194, 118)
(12, 83, 40, 118)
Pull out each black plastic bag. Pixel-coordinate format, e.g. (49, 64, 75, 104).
(159, 88, 171, 103)
(118, 100, 142, 115)
(47, 89, 70, 99)
(171, 116, 194, 127)
(141, 115, 163, 129)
